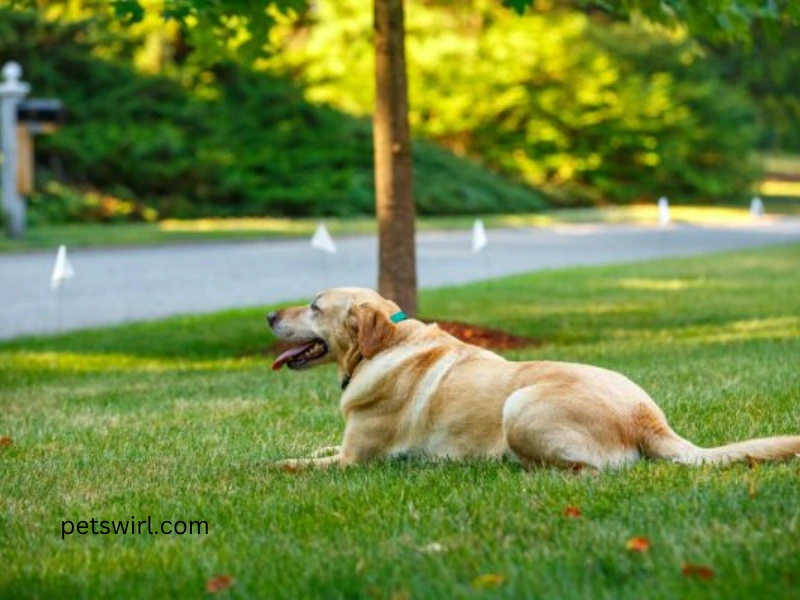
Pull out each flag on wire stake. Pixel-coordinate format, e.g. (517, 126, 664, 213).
(51, 245, 74, 332)
(472, 219, 488, 253)
(471, 219, 490, 282)
(657, 197, 670, 227)
(310, 222, 337, 254)
(51, 245, 74, 289)
(310, 222, 336, 288)
(750, 196, 764, 219)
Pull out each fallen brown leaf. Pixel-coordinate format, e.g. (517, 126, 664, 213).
(206, 575, 235, 593)
(472, 573, 505, 590)
(0, 436, 12, 448)
(681, 563, 714, 580)
(626, 536, 650, 553)
(562, 505, 581, 518)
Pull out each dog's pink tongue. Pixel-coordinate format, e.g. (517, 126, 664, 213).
(271, 342, 315, 371)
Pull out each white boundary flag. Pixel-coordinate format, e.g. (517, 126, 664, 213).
(750, 197, 764, 218)
(657, 197, 670, 227)
(310, 222, 337, 254)
(472, 219, 488, 253)
(50, 245, 75, 289)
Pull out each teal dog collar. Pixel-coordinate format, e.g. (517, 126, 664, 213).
(342, 310, 408, 392)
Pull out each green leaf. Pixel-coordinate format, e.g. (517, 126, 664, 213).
(502, 0, 532, 15)
(112, 0, 145, 23)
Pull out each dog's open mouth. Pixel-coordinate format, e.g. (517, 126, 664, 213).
(271, 339, 329, 371)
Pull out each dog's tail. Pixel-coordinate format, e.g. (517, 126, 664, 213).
(636, 408, 800, 466)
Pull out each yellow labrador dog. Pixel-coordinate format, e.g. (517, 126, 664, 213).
(268, 287, 800, 471)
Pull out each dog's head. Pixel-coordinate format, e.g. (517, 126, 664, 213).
(267, 288, 403, 372)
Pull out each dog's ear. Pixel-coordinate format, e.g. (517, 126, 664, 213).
(346, 303, 397, 359)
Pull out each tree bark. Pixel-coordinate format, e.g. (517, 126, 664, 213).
(373, 0, 417, 315)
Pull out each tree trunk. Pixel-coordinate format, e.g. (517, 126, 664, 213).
(373, 0, 417, 315)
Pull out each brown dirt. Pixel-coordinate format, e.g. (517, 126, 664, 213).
(256, 318, 539, 357)
(427, 319, 540, 350)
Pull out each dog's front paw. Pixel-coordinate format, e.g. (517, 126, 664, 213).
(311, 445, 342, 458)
(273, 452, 344, 472)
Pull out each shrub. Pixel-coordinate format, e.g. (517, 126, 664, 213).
(27, 182, 158, 225)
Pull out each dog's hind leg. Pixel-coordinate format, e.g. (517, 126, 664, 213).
(502, 387, 640, 471)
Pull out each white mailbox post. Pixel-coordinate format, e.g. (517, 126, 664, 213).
(0, 62, 30, 239)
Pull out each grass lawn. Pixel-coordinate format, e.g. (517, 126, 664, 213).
(2, 204, 798, 252)
(1, 244, 799, 599)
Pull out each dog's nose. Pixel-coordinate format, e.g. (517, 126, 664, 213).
(266, 311, 278, 327)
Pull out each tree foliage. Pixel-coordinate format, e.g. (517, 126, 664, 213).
(0, 6, 544, 222)
(108, 0, 800, 51)
(708, 19, 800, 152)
(268, 0, 761, 203)
(112, 0, 307, 63)
(503, 0, 800, 43)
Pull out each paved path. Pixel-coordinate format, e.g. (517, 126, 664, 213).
(1, 219, 799, 339)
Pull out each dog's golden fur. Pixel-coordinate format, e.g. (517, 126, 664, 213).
(269, 288, 800, 471)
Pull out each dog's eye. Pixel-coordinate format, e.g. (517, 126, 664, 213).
(310, 303, 322, 313)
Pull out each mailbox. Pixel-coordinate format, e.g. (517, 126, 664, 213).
(2, 61, 66, 237)
(17, 98, 66, 133)
(13, 99, 65, 194)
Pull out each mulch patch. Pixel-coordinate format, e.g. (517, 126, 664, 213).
(428, 319, 541, 351)
(253, 318, 540, 357)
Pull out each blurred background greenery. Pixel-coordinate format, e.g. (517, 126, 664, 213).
(1, 0, 798, 225)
